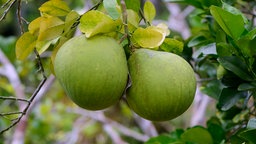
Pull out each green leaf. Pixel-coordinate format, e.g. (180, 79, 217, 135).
(238, 82, 256, 91)
(38, 16, 65, 41)
(79, 10, 120, 38)
(238, 129, 256, 143)
(222, 2, 248, 24)
(124, 0, 140, 13)
(218, 56, 253, 81)
(143, 0, 156, 23)
(127, 9, 140, 28)
(192, 43, 217, 59)
(103, 0, 120, 20)
(145, 134, 177, 144)
(181, 126, 213, 144)
(39, 0, 71, 16)
(164, 0, 203, 9)
(207, 119, 225, 144)
(218, 88, 246, 111)
(210, 5, 245, 40)
(15, 32, 37, 60)
(160, 38, 183, 54)
(216, 42, 234, 57)
(132, 26, 165, 48)
(200, 80, 224, 100)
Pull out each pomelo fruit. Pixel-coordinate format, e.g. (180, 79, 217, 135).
(54, 35, 128, 110)
(126, 49, 196, 121)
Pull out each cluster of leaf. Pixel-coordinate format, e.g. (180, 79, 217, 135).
(15, 0, 184, 72)
(149, 0, 256, 143)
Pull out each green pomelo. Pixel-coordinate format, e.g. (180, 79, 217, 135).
(127, 49, 196, 121)
(54, 35, 128, 110)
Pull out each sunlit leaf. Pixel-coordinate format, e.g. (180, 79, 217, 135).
(143, 0, 156, 23)
(132, 26, 165, 48)
(103, 0, 120, 20)
(127, 9, 140, 28)
(160, 38, 183, 54)
(79, 10, 120, 38)
(38, 16, 65, 41)
(222, 2, 248, 24)
(28, 17, 44, 35)
(15, 32, 37, 60)
(210, 6, 245, 40)
(39, 0, 71, 16)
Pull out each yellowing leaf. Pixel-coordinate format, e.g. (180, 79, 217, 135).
(63, 10, 80, 37)
(79, 10, 120, 38)
(38, 16, 65, 41)
(36, 38, 59, 55)
(39, 0, 71, 16)
(143, 0, 156, 23)
(156, 23, 170, 36)
(28, 17, 44, 35)
(15, 32, 37, 60)
(127, 9, 140, 28)
(133, 26, 165, 48)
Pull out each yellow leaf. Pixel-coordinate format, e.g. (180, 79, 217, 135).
(15, 32, 37, 60)
(28, 17, 44, 35)
(38, 16, 65, 41)
(39, 0, 71, 16)
(79, 10, 120, 38)
(133, 26, 165, 48)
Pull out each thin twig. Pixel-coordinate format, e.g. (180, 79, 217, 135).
(0, 96, 29, 103)
(0, 49, 47, 134)
(0, 0, 17, 21)
(17, 0, 24, 34)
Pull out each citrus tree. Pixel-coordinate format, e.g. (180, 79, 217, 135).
(0, 0, 256, 143)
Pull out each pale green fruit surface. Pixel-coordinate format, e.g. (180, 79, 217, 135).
(127, 49, 196, 121)
(54, 35, 128, 110)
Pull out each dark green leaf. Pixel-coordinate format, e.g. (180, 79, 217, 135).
(216, 43, 234, 57)
(238, 129, 256, 143)
(192, 43, 217, 59)
(188, 35, 212, 47)
(218, 88, 246, 111)
(103, 0, 120, 20)
(210, 6, 245, 40)
(238, 82, 256, 91)
(218, 56, 253, 81)
(207, 123, 225, 144)
(181, 126, 213, 144)
(201, 80, 224, 100)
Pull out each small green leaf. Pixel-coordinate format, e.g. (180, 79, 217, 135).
(181, 126, 213, 144)
(216, 42, 234, 57)
(192, 43, 217, 59)
(160, 38, 183, 54)
(124, 0, 140, 13)
(39, 0, 71, 16)
(218, 88, 246, 111)
(143, 0, 156, 23)
(38, 16, 65, 41)
(200, 80, 224, 100)
(164, 0, 203, 9)
(103, 0, 120, 20)
(210, 5, 245, 40)
(15, 32, 37, 60)
(132, 26, 165, 48)
(79, 10, 120, 38)
(218, 56, 253, 81)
